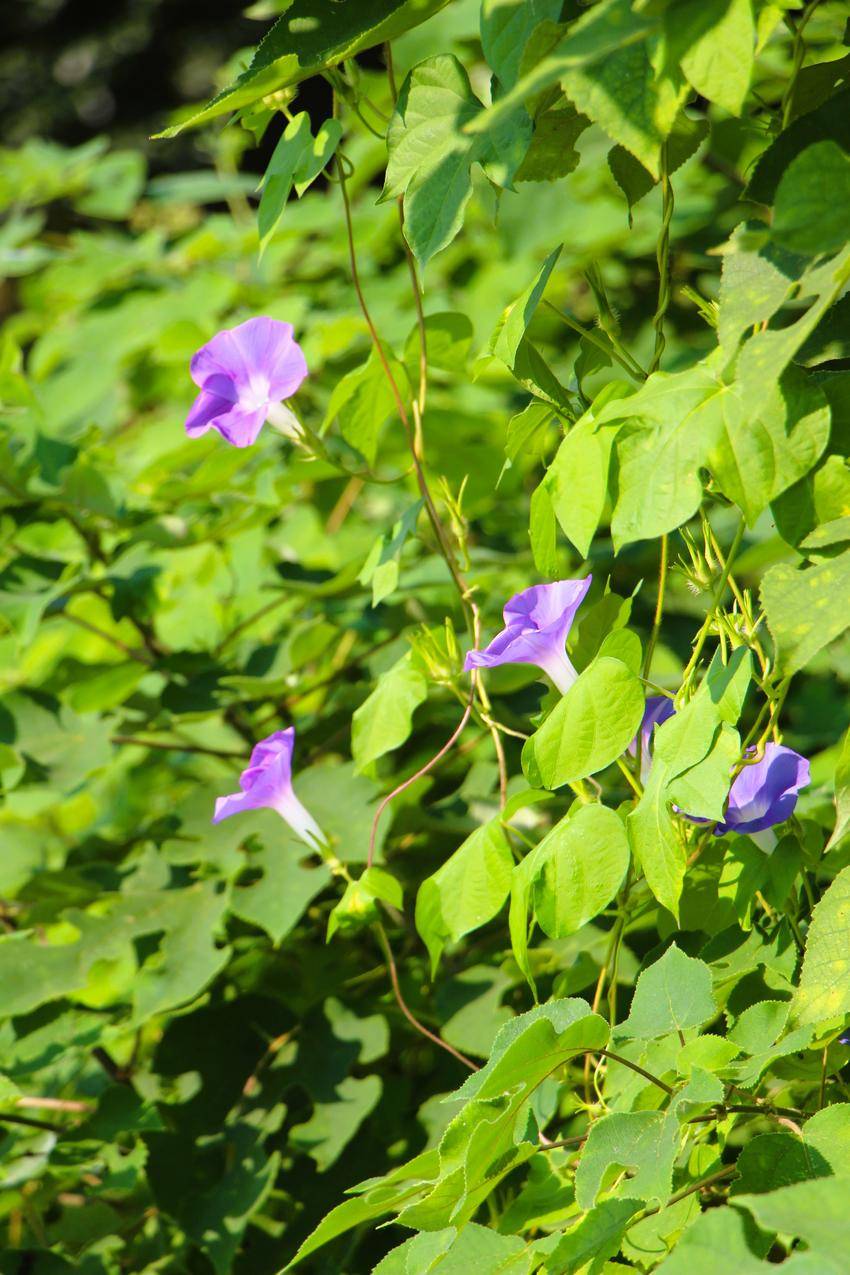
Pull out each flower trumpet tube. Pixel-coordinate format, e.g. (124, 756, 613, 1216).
(213, 727, 325, 851)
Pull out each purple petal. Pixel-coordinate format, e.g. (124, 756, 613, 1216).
(464, 578, 591, 693)
(190, 317, 307, 406)
(243, 729, 295, 789)
(718, 743, 810, 835)
(185, 390, 237, 438)
(504, 579, 592, 639)
(211, 403, 269, 448)
(229, 317, 308, 401)
(212, 727, 324, 849)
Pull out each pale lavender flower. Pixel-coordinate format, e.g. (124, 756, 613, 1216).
(629, 695, 675, 782)
(213, 727, 325, 850)
(185, 316, 307, 448)
(463, 578, 592, 694)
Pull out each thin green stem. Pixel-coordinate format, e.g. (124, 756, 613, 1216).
(542, 299, 645, 381)
(643, 532, 668, 681)
(615, 756, 643, 799)
(648, 142, 674, 375)
(781, 0, 822, 128)
(596, 1048, 674, 1096)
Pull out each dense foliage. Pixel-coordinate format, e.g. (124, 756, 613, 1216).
(2, 1, 850, 1271)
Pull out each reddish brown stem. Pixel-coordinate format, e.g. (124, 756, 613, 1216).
(374, 922, 478, 1071)
(367, 694, 474, 868)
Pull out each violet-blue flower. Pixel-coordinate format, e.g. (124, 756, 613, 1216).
(463, 578, 592, 694)
(185, 316, 308, 448)
(629, 695, 675, 782)
(712, 742, 809, 837)
(213, 727, 325, 850)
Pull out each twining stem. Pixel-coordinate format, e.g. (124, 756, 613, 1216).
(367, 693, 474, 868)
(334, 150, 474, 636)
(399, 203, 428, 422)
(643, 533, 668, 681)
(374, 921, 478, 1071)
(649, 141, 674, 375)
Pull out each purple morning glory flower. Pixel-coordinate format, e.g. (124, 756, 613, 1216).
(712, 743, 810, 836)
(213, 727, 325, 850)
(629, 695, 675, 781)
(185, 316, 308, 448)
(463, 578, 592, 694)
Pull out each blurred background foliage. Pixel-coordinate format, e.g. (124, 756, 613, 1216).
(0, 0, 849, 1271)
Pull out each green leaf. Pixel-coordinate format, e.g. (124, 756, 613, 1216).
(516, 104, 590, 183)
(377, 1223, 535, 1274)
(543, 1197, 641, 1274)
(231, 842, 332, 944)
(747, 86, 850, 205)
(504, 400, 554, 472)
(359, 501, 423, 606)
(384, 54, 531, 266)
(731, 1132, 831, 1196)
(620, 943, 716, 1039)
(561, 39, 685, 178)
(678, 0, 755, 115)
(545, 414, 616, 557)
(772, 140, 850, 258)
(608, 112, 708, 216)
(0, 883, 229, 1022)
(804, 1102, 850, 1171)
(791, 863, 850, 1027)
(532, 803, 630, 938)
(397, 1002, 608, 1231)
(761, 549, 850, 674)
(737, 246, 850, 399)
(826, 724, 850, 852)
(481, 0, 564, 89)
(324, 350, 408, 465)
(717, 223, 803, 360)
(156, 0, 453, 136)
(351, 654, 428, 770)
(522, 657, 645, 790)
(415, 820, 513, 973)
(257, 112, 341, 253)
(734, 1176, 850, 1258)
(404, 311, 473, 375)
(574, 1110, 679, 1209)
(597, 361, 726, 546)
(529, 480, 559, 577)
(667, 721, 740, 822)
(653, 1207, 772, 1274)
(706, 367, 830, 526)
(627, 763, 687, 919)
(468, 0, 659, 145)
(492, 246, 562, 367)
